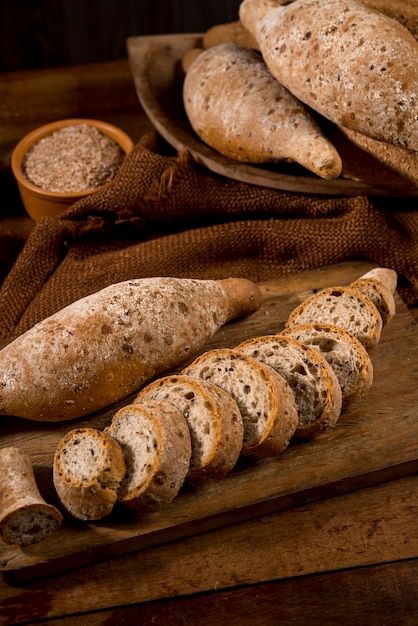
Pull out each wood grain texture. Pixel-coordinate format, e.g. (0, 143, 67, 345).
(1, 475, 417, 624)
(1, 261, 417, 583)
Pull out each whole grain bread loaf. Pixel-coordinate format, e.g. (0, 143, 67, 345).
(183, 42, 342, 179)
(0, 276, 262, 422)
(240, 0, 418, 151)
(182, 348, 298, 458)
(135, 375, 244, 479)
(53, 428, 126, 521)
(236, 335, 342, 438)
(104, 400, 192, 512)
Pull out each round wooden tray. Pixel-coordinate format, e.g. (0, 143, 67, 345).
(127, 33, 418, 197)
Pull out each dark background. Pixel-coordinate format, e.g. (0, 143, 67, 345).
(0, 0, 242, 72)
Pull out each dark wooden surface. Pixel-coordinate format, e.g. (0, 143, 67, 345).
(0, 60, 417, 625)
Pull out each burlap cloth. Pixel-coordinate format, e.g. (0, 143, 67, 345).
(1, 131, 418, 341)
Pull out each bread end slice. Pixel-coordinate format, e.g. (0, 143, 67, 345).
(0, 446, 63, 546)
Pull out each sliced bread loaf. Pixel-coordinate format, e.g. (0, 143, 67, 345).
(135, 375, 244, 479)
(280, 322, 373, 399)
(104, 400, 191, 512)
(0, 446, 63, 546)
(350, 277, 396, 326)
(181, 348, 298, 458)
(285, 286, 383, 348)
(53, 428, 127, 521)
(236, 335, 342, 438)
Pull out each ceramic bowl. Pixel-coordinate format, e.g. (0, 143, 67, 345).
(11, 118, 134, 220)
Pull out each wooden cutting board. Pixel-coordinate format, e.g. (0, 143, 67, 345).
(1, 261, 417, 584)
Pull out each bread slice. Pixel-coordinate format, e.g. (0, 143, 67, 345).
(285, 286, 383, 348)
(280, 322, 373, 399)
(350, 277, 396, 326)
(53, 428, 126, 521)
(236, 335, 342, 438)
(104, 400, 191, 512)
(135, 375, 244, 479)
(0, 446, 63, 546)
(181, 348, 298, 458)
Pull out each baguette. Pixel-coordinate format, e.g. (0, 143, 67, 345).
(236, 335, 342, 437)
(183, 43, 342, 179)
(53, 428, 126, 521)
(0, 277, 262, 422)
(135, 375, 244, 479)
(104, 400, 191, 512)
(280, 322, 373, 399)
(240, 0, 418, 151)
(182, 348, 298, 458)
(285, 286, 383, 348)
(0, 447, 63, 545)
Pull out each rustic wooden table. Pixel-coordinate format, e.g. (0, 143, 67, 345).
(0, 60, 417, 626)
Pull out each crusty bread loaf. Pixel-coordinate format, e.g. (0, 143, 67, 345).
(53, 428, 126, 521)
(285, 286, 383, 348)
(104, 400, 191, 512)
(135, 375, 244, 479)
(236, 335, 342, 438)
(350, 277, 396, 326)
(182, 348, 298, 458)
(240, 0, 418, 151)
(0, 276, 262, 422)
(0, 446, 63, 546)
(183, 43, 342, 179)
(280, 322, 373, 399)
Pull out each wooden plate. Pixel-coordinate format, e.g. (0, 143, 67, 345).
(127, 33, 418, 197)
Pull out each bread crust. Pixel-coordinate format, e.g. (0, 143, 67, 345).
(286, 286, 383, 348)
(236, 335, 343, 438)
(182, 348, 298, 458)
(105, 400, 192, 512)
(240, 0, 418, 151)
(135, 375, 244, 479)
(53, 428, 126, 521)
(0, 277, 262, 422)
(0, 446, 63, 545)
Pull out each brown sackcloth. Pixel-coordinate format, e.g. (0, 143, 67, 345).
(1, 131, 418, 341)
